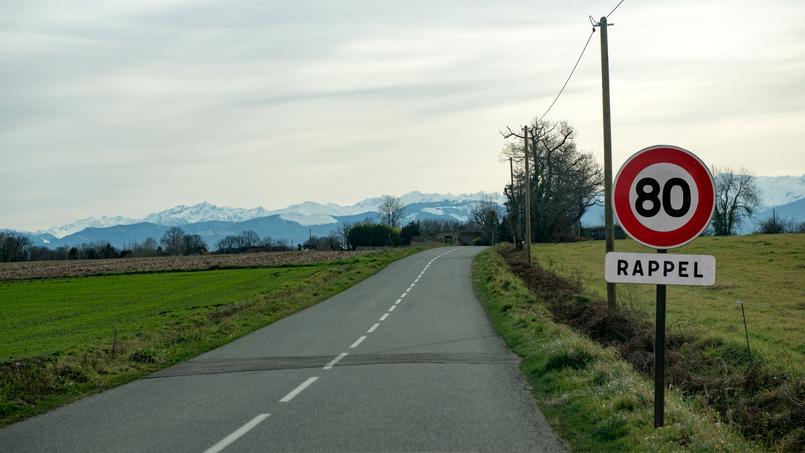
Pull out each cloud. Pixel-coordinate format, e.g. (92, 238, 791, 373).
(1, 0, 804, 231)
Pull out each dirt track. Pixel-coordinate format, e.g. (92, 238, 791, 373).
(0, 250, 373, 281)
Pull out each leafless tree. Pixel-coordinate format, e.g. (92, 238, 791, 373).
(160, 227, 186, 256)
(0, 231, 31, 262)
(501, 119, 603, 242)
(711, 167, 760, 236)
(418, 219, 460, 237)
(182, 234, 207, 255)
(754, 209, 795, 234)
(142, 237, 158, 256)
(470, 195, 503, 244)
(238, 230, 261, 248)
(378, 195, 404, 227)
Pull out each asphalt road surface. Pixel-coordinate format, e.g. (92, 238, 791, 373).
(1, 246, 566, 452)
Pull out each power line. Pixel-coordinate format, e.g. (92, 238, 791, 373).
(538, 30, 595, 122)
(535, 0, 626, 122)
(607, 0, 626, 18)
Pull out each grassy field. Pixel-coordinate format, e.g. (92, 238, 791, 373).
(0, 247, 423, 425)
(472, 248, 755, 452)
(0, 266, 319, 360)
(534, 234, 804, 375)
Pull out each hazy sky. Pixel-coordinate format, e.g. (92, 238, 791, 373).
(2, 0, 804, 231)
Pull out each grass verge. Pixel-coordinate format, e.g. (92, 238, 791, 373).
(535, 235, 804, 375)
(472, 246, 757, 452)
(0, 247, 423, 426)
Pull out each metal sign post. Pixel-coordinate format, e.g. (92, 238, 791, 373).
(654, 248, 666, 428)
(608, 145, 716, 428)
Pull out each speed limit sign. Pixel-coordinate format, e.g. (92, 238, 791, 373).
(610, 144, 716, 430)
(613, 145, 715, 249)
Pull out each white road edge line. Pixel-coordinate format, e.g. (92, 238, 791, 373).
(367, 323, 380, 333)
(379, 313, 389, 321)
(280, 377, 318, 403)
(203, 413, 270, 453)
(350, 336, 367, 348)
(323, 352, 348, 370)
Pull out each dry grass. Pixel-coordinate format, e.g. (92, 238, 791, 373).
(0, 250, 373, 280)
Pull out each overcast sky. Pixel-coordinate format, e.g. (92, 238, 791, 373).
(2, 0, 804, 231)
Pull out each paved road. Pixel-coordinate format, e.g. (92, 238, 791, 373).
(1, 247, 566, 452)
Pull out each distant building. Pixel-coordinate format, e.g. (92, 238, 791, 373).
(583, 225, 626, 241)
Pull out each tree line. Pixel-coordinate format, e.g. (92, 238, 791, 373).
(0, 227, 286, 263)
(0, 213, 468, 262)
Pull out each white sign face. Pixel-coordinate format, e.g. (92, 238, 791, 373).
(605, 252, 715, 286)
(628, 163, 699, 233)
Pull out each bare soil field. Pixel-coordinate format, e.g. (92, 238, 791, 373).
(0, 250, 374, 280)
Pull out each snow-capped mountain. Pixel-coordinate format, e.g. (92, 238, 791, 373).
(264, 191, 503, 219)
(37, 216, 139, 239)
(29, 192, 504, 239)
(142, 202, 272, 226)
(754, 175, 805, 208)
(36, 204, 272, 238)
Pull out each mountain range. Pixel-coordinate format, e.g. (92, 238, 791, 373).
(9, 192, 504, 250)
(6, 175, 803, 250)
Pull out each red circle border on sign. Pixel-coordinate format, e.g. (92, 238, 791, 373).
(613, 145, 715, 249)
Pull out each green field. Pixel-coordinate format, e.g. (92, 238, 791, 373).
(534, 234, 805, 375)
(0, 248, 421, 425)
(0, 266, 319, 360)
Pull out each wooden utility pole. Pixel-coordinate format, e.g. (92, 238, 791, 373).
(523, 126, 532, 266)
(599, 16, 616, 308)
(509, 157, 519, 248)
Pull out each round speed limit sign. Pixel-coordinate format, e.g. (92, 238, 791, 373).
(613, 145, 715, 249)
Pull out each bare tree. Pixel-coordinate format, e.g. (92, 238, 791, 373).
(378, 195, 404, 227)
(142, 237, 158, 257)
(501, 119, 603, 242)
(182, 234, 208, 255)
(238, 230, 261, 249)
(711, 167, 760, 236)
(754, 209, 798, 234)
(161, 227, 186, 255)
(470, 195, 503, 244)
(0, 231, 31, 262)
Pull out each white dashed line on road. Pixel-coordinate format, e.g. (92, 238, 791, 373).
(203, 413, 270, 453)
(367, 323, 380, 333)
(280, 377, 318, 403)
(350, 336, 367, 348)
(388, 305, 396, 312)
(323, 353, 348, 370)
(379, 313, 389, 321)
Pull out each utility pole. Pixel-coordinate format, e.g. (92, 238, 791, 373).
(509, 157, 519, 249)
(599, 16, 616, 308)
(523, 126, 532, 266)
